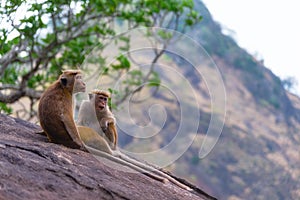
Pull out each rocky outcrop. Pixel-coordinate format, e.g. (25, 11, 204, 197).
(0, 114, 216, 200)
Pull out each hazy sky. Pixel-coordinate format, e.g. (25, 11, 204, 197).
(202, 0, 300, 95)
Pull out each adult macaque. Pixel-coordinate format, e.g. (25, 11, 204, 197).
(77, 90, 191, 191)
(77, 90, 117, 149)
(38, 69, 86, 151)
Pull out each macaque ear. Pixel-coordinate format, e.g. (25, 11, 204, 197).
(60, 77, 67, 86)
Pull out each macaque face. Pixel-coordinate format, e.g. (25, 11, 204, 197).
(95, 94, 108, 111)
(73, 74, 86, 93)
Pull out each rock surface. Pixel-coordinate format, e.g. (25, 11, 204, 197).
(0, 114, 216, 200)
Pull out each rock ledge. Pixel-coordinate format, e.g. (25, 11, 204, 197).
(0, 114, 216, 200)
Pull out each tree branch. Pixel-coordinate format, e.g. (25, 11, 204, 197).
(0, 43, 27, 76)
(0, 86, 42, 103)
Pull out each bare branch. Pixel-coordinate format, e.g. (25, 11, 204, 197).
(0, 87, 42, 103)
(0, 43, 27, 75)
(0, 90, 24, 103)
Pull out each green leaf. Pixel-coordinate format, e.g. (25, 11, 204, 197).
(157, 30, 173, 40)
(148, 71, 161, 87)
(0, 102, 13, 114)
(111, 55, 131, 70)
(27, 74, 44, 88)
(1, 67, 18, 85)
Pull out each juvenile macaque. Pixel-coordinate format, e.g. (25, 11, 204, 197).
(77, 90, 191, 191)
(38, 69, 86, 150)
(77, 90, 117, 149)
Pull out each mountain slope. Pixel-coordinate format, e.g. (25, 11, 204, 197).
(116, 1, 300, 200)
(175, 1, 300, 199)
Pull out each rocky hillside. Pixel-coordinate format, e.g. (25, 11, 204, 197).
(115, 1, 300, 200)
(0, 114, 215, 200)
(182, 2, 300, 199)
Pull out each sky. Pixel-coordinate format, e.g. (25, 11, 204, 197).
(202, 0, 300, 95)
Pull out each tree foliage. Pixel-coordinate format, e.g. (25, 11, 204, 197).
(0, 0, 201, 119)
(282, 76, 298, 93)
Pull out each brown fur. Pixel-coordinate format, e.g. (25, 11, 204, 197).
(38, 70, 86, 150)
(90, 89, 111, 98)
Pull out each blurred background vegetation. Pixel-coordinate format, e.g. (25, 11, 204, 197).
(0, 0, 201, 119)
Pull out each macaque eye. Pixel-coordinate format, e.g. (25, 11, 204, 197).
(99, 96, 107, 101)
